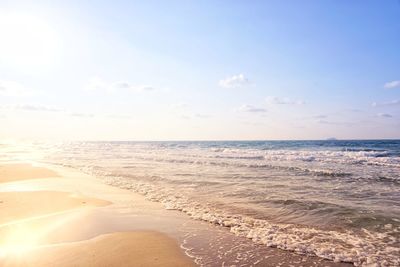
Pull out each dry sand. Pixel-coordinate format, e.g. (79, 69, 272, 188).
(0, 163, 195, 267)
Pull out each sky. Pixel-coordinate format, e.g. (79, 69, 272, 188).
(0, 0, 399, 141)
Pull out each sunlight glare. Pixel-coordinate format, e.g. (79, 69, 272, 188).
(0, 13, 60, 69)
(0, 226, 40, 258)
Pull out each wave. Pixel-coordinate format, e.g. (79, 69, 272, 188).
(116, 147, 400, 171)
(127, 155, 351, 177)
(47, 141, 400, 169)
(97, 173, 399, 266)
(39, 141, 400, 266)
(210, 148, 400, 168)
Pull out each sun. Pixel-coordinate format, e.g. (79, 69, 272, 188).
(0, 13, 60, 70)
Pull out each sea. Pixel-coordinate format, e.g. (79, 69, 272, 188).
(1, 140, 399, 266)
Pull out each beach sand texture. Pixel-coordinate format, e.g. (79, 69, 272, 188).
(0, 163, 195, 267)
(0, 163, 59, 183)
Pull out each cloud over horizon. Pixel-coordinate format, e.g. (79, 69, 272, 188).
(372, 100, 400, 107)
(0, 80, 35, 97)
(84, 77, 157, 93)
(70, 112, 95, 118)
(0, 103, 104, 119)
(384, 80, 400, 89)
(219, 74, 250, 88)
(316, 119, 353, 126)
(377, 113, 393, 118)
(266, 96, 305, 105)
(111, 81, 156, 92)
(0, 104, 63, 112)
(238, 104, 267, 113)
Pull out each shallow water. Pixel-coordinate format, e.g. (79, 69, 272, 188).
(2, 140, 399, 266)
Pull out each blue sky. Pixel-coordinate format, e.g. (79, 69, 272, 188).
(0, 0, 399, 140)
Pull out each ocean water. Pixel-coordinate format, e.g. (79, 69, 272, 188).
(4, 140, 400, 266)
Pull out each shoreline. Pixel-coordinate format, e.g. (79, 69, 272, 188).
(0, 162, 196, 267)
(0, 160, 353, 266)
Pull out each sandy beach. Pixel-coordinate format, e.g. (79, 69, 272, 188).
(0, 159, 355, 267)
(0, 163, 60, 183)
(1, 1, 398, 265)
(0, 162, 195, 267)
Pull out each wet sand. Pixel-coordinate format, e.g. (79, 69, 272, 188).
(0, 163, 195, 267)
(2, 232, 194, 267)
(0, 163, 59, 183)
(0, 191, 110, 225)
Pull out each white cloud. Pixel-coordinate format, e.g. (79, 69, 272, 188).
(111, 81, 131, 90)
(70, 112, 94, 118)
(0, 80, 34, 97)
(84, 77, 107, 91)
(377, 113, 393, 118)
(384, 80, 400, 89)
(194, 113, 212, 118)
(134, 85, 156, 92)
(266, 96, 305, 105)
(180, 115, 191, 120)
(312, 115, 327, 119)
(16, 104, 62, 112)
(372, 100, 400, 107)
(316, 119, 353, 126)
(238, 104, 267, 113)
(0, 104, 99, 119)
(84, 77, 157, 93)
(0, 104, 62, 112)
(347, 108, 363, 113)
(111, 82, 156, 92)
(219, 74, 249, 88)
